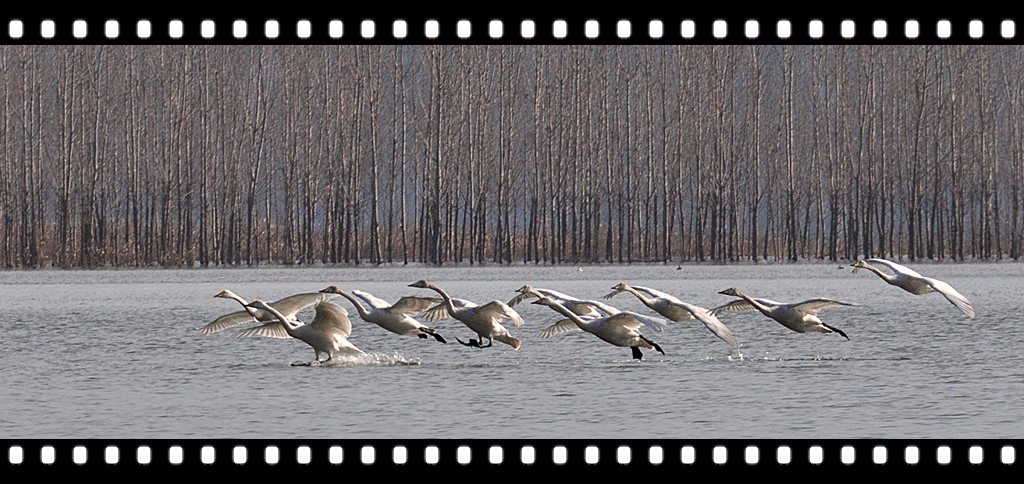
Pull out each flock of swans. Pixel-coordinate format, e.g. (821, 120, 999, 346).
(199, 258, 975, 365)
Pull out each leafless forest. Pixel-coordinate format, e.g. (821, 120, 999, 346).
(1, 45, 1022, 268)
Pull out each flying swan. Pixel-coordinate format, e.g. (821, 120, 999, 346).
(243, 299, 364, 365)
(604, 283, 737, 347)
(851, 258, 975, 319)
(319, 286, 447, 343)
(202, 289, 335, 335)
(409, 280, 524, 349)
(713, 288, 861, 340)
(533, 297, 665, 360)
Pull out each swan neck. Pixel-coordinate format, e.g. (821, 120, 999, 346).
(260, 303, 298, 332)
(337, 291, 371, 318)
(735, 291, 771, 315)
(425, 282, 458, 314)
(546, 300, 586, 327)
(228, 293, 259, 318)
(623, 285, 653, 306)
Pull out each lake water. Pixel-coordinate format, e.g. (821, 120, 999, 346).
(1, 262, 1022, 440)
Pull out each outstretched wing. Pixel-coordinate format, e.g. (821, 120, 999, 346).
(618, 311, 669, 332)
(538, 319, 584, 338)
(421, 298, 476, 322)
(351, 290, 392, 310)
(791, 298, 864, 315)
(672, 302, 737, 346)
(864, 258, 925, 278)
(310, 301, 354, 337)
(201, 310, 259, 335)
(923, 277, 975, 319)
(268, 292, 337, 317)
(709, 298, 783, 316)
(507, 291, 533, 307)
(234, 322, 292, 339)
(389, 296, 444, 316)
(480, 300, 525, 327)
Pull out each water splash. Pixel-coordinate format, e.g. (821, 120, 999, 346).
(290, 351, 421, 367)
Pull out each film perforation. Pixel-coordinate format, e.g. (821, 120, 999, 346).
(2, 441, 1021, 467)
(4, 17, 1019, 42)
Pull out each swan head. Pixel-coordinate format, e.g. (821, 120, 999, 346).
(850, 260, 868, 274)
(409, 280, 430, 289)
(515, 284, 535, 294)
(531, 297, 553, 306)
(718, 287, 741, 297)
(611, 283, 629, 291)
(319, 285, 343, 294)
(215, 289, 239, 299)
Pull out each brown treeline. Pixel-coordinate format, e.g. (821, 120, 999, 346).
(0, 45, 1021, 268)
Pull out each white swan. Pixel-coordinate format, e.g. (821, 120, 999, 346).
(202, 289, 335, 335)
(507, 285, 669, 338)
(243, 299, 364, 364)
(319, 286, 446, 343)
(852, 258, 975, 318)
(714, 288, 860, 340)
(507, 285, 602, 317)
(533, 297, 665, 360)
(408, 280, 523, 349)
(604, 283, 737, 347)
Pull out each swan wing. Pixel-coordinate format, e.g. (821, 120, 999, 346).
(201, 310, 259, 334)
(507, 292, 533, 307)
(604, 313, 647, 331)
(923, 277, 975, 318)
(630, 285, 680, 302)
(673, 302, 737, 346)
(709, 298, 782, 316)
(350, 290, 392, 310)
(480, 300, 525, 327)
(268, 292, 337, 318)
(538, 319, 583, 338)
(311, 301, 354, 337)
(618, 311, 669, 332)
(791, 298, 864, 316)
(233, 322, 292, 340)
(576, 299, 622, 315)
(864, 258, 925, 278)
(389, 296, 444, 316)
(421, 298, 475, 322)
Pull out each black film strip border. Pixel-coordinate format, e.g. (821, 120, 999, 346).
(1, 439, 1019, 472)
(0, 14, 1022, 44)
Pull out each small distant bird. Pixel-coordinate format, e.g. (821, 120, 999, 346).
(577, 266, 584, 272)
(713, 288, 861, 340)
(409, 280, 524, 349)
(851, 258, 974, 319)
(244, 299, 364, 365)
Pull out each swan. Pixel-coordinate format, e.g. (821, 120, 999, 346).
(507, 285, 602, 317)
(318, 286, 446, 343)
(408, 280, 523, 349)
(714, 288, 860, 340)
(604, 283, 737, 347)
(243, 299, 364, 364)
(507, 285, 669, 337)
(852, 258, 975, 318)
(202, 289, 335, 335)
(532, 297, 665, 360)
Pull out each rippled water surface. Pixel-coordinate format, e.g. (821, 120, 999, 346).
(2, 262, 1022, 439)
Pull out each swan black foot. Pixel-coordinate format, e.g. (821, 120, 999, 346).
(823, 323, 850, 340)
(456, 337, 491, 348)
(631, 346, 644, 360)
